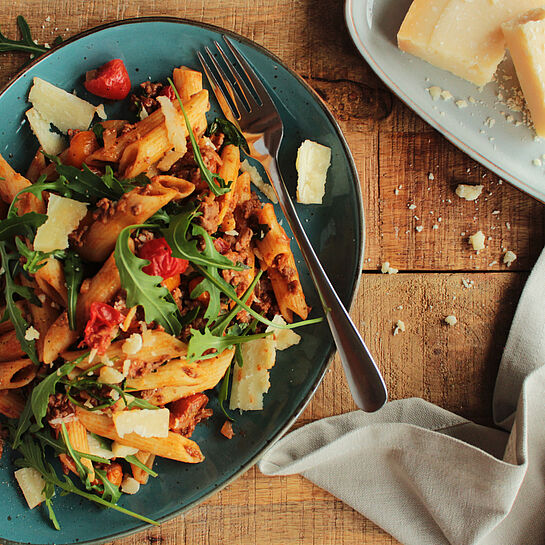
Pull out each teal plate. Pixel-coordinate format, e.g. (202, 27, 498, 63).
(0, 17, 363, 545)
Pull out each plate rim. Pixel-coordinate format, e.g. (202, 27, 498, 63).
(344, 0, 545, 204)
(0, 15, 365, 545)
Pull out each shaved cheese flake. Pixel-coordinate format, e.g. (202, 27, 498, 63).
(86, 433, 115, 460)
(14, 467, 47, 509)
(296, 139, 331, 204)
(157, 95, 187, 154)
(240, 159, 278, 203)
(25, 107, 66, 155)
(33, 194, 87, 252)
(29, 77, 98, 133)
(113, 409, 170, 438)
(121, 476, 141, 495)
(98, 366, 124, 385)
(229, 337, 276, 411)
(266, 314, 301, 351)
(111, 441, 139, 458)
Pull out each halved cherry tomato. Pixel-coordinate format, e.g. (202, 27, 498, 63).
(138, 237, 189, 280)
(84, 59, 131, 101)
(64, 130, 100, 168)
(83, 302, 123, 355)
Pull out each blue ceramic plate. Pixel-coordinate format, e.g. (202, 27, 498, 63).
(0, 17, 363, 545)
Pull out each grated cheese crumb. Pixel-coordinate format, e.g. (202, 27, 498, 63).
(381, 262, 398, 274)
(503, 250, 517, 267)
(24, 326, 40, 341)
(393, 320, 406, 336)
(444, 315, 457, 326)
(468, 230, 485, 251)
(455, 184, 483, 201)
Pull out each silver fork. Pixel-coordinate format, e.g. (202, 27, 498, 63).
(198, 37, 387, 412)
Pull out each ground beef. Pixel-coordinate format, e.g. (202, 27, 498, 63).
(251, 276, 279, 323)
(209, 132, 225, 150)
(127, 358, 165, 378)
(198, 197, 221, 234)
(47, 393, 75, 424)
(92, 198, 117, 223)
(168, 393, 212, 438)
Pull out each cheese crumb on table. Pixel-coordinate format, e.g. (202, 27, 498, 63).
(444, 315, 457, 326)
(393, 320, 406, 336)
(455, 184, 483, 201)
(295, 140, 331, 204)
(503, 250, 517, 266)
(502, 8, 545, 137)
(381, 262, 399, 274)
(469, 230, 486, 250)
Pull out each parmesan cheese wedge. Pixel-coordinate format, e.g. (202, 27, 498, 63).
(113, 409, 170, 438)
(28, 77, 100, 133)
(398, 0, 545, 86)
(229, 337, 276, 411)
(33, 194, 88, 252)
(502, 9, 545, 137)
(14, 467, 47, 509)
(296, 140, 331, 204)
(25, 107, 66, 155)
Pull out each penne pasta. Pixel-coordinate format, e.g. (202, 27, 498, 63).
(76, 407, 204, 463)
(0, 359, 37, 389)
(76, 181, 180, 262)
(129, 348, 234, 398)
(0, 330, 26, 362)
(0, 153, 44, 214)
(64, 419, 95, 482)
(255, 203, 309, 322)
(130, 451, 155, 485)
(216, 145, 241, 228)
(34, 258, 68, 307)
(42, 312, 78, 365)
(0, 389, 25, 419)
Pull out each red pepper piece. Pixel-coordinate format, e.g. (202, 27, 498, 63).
(84, 59, 131, 101)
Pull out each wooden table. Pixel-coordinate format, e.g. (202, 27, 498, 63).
(2, 1, 544, 543)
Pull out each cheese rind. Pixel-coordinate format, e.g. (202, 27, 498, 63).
(398, 0, 545, 86)
(502, 9, 545, 137)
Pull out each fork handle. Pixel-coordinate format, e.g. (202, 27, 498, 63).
(268, 161, 387, 412)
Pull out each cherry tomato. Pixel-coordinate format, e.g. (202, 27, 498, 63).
(83, 302, 124, 355)
(84, 59, 131, 101)
(139, 237, 189, 280)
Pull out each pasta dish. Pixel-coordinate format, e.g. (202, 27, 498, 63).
(0, 61, 317, 527)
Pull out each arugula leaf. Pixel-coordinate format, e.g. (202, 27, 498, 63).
(34, 430, 111, 464)
(0, 16, 52, 55)
(0, 242, 40, 364)
(60, 422, 93, 489)
(15, 238, 66, 274)
(10, 427, 158, 529)
(163, 204, 244, 270)
(91, 123, 105, 146)
(217, 363, 233, 421)
(114, 224, 182, 335)
(29, 359, 81, 432)
(187, 327, 273, 362)
(0, 212, 47, 242)
(125, 454, 158, 478)
(207, 118, 250, 154)
(63, 251, 84, 330)
(95, 468, 122, 503)
(126, 396, 160, 410)
(168, 78, 232, 196)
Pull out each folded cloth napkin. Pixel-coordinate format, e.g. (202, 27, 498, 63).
(259, 249, 545, 545)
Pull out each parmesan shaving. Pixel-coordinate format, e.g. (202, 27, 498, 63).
(157, 95, 187, 154)
(296, 140, 331, 204)
(113, 409, 170, 438)
(14, 467, 47, 509)
(25, 107, 66, 155)
(240, 159, 278, 203)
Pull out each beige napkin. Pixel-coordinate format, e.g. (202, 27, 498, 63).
(259, 249, 545, 545)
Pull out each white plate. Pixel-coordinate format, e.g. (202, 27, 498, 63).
(345, 0, 545, 203)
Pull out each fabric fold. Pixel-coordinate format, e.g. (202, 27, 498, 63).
(259, 248, 545, 545)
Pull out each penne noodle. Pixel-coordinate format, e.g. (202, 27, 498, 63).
(130, 451, 155, 485)
(42, 312, 78, 365)
(28, 294, 61, 362)
(129, 348, 234, 398)
(0, 153, 44, 214)
(0, 330, 26, 362)
(64, 419, 95, 482)
(0, 389, 25, 419)
(76, 182, 179, 262)
(173, 66, 203, 101)
(118, 90, 209, 179)
(216, 145, 241, 228)
(150, 175, 194, 200)
(63, 330, 187, 371)
(34, 258, 68, 307)
(0, 359, 37, 389)
(255, 203, 309, 322)
(0, 301, 26, 335)
(221, 171, 250, 232)
(76, 407, 204, 463)
(75, 250, 124, 328)
(26, 147, 47, 183)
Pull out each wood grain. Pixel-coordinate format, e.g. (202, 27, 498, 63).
(1, 1, 544, 544)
